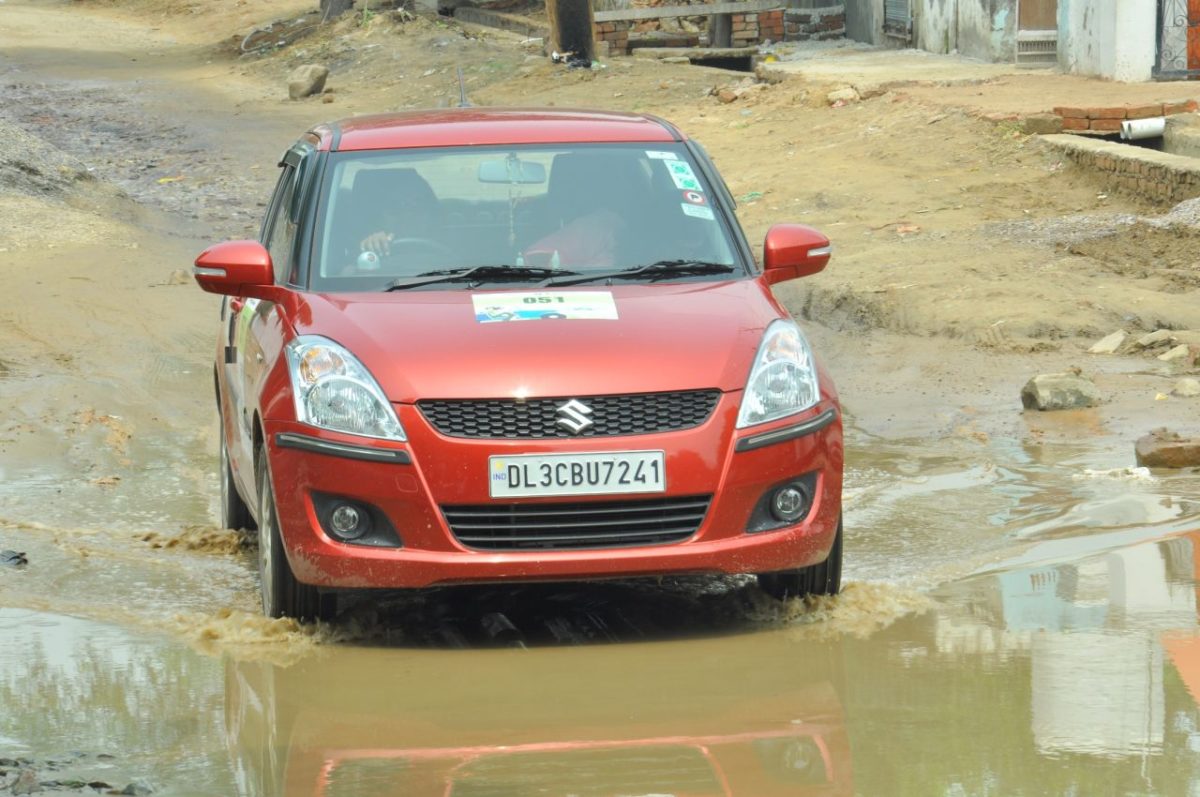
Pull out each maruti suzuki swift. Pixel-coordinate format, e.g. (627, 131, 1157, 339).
(194, 109, 843, 621)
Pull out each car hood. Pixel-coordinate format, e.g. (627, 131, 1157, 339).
(291, 280, 788, 402)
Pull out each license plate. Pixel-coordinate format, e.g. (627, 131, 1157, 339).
(489, 451, 667, 498)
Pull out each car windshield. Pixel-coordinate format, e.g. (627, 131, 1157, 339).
(307, 143, 743, 291)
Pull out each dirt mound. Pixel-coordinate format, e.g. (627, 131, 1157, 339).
(1067, 223, 1200, 290)
(0, 119, 93, 199)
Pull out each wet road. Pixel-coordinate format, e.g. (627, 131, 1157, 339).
(5, 2, 1200, 795)
(10, 527, 1200, 795)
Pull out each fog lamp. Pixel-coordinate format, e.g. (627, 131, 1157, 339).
(330, 503, 370, 541)
(770, 485, 810, 523)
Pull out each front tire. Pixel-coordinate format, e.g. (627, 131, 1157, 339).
(255, 450, 334, 622)
(757, 518, 843, 601)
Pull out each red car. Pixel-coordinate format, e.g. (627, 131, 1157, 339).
(194, 109, 843, 620)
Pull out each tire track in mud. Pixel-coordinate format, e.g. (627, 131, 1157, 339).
(0, 67, 271, 241)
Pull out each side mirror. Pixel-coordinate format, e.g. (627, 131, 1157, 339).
(193, 240, 277, 299)
(762, 224, 831, 286)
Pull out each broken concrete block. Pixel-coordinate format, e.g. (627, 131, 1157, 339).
(288, 64, 329, 100)
(1088, 330, 1127, 354)
(1023, 113, 1064, 135)
(1174, 378, 1200, 397)
(1135, 428, 1200, 468)
(853, 82, 887, 100)
(1133, 329, 1176, 350)
(1020, 372, 1102, 411)
(1158, 343, 1192, 362)
(826, 87, 859, 105)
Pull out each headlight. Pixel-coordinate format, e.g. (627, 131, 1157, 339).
(285, 336, 406, 441)
(736, 320, 820, 428)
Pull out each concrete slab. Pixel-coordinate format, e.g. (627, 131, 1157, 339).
(761, 46, 1025, 87)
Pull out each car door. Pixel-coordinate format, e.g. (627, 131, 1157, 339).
(226, 144, 313, 476)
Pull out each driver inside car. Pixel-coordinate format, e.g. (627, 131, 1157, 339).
(355, 168, 444, 266)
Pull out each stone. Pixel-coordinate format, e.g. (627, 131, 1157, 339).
(1020, 372, 1102, 411)
(1135, 428, 1200, 468)
(1174, 378, 1200, 397)
(0, 550, 28, 567)
(1088, 329, 1127, 354)
(1158, 343, 1192, 362)
(1023, 113, 1064, 135)
(734, 83, 768, 99)
(853, 82, 886, 100)
(288, 64, 329, 100)
(121, 780, 155, 796)
(1133, 329, 1176, 349)
(826, 87, 859, 105)
(717, 89, 738, 104)
(11, 770, 38, 796)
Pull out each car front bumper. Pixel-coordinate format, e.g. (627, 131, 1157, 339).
(264, 396, 843, 589)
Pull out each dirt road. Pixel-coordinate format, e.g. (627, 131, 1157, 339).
(4, 0, 1200, 794)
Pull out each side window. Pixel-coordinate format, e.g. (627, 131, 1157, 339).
(264, 165, 298, 284)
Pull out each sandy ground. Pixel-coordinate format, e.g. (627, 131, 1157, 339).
(15, 0, 1194, 427)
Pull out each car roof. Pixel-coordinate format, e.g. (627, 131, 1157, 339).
(309, 108, 684, 152)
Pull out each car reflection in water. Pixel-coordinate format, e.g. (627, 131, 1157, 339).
(223, 632, 852, 797)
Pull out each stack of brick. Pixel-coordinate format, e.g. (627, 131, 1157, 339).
(784, 4, 845, 41)
(757, 9, 784, 42)
(594, 21, 630, 55)
(730, 12, 760, 46)
(1053, 101, 1199, 133)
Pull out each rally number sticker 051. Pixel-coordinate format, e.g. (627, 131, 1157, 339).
(472, 291, 619, 323)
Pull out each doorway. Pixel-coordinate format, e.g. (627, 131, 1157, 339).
(1155, 0, 1200, 78)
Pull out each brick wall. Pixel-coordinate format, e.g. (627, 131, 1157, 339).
(594, 21, 630, 54)
(1054, 101, 1199, 133)
(784, 3, 844, 41)
(1042, 134, 1200, 204)
(593, 0, 843, 54)
(730, 12, 759, 45)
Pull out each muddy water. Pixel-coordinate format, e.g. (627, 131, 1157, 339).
(10, 520, 1200, 795)
(6, 429, 1200, 795)
(6, 3, 1200, 795)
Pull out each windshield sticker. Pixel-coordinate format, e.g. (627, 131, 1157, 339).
(645, 150, 680, 160)
(681, 203, 715, 221)
(665, 160, 702, 192)
(670, 172, 702, 191)
(473, 291, 619, 323)
(682, 190, 706, 205)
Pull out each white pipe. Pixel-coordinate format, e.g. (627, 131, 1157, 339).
(1121, 117, 1166, 140)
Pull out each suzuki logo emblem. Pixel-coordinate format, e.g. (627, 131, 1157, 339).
(556, 399, 594, 434)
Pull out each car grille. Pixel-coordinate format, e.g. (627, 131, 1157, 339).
(417, 390, 720, 439)
(442, 495, 712, 551)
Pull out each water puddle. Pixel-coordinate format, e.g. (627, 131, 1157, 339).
(12, 520, 1200, 795)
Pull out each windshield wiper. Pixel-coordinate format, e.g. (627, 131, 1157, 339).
(538, 260, 736, 288)
(385, 265, 580, 291)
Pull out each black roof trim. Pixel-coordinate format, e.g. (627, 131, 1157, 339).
(643, 114, 684, 142)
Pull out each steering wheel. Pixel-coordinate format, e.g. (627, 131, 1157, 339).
(380, 237, 454, 258)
